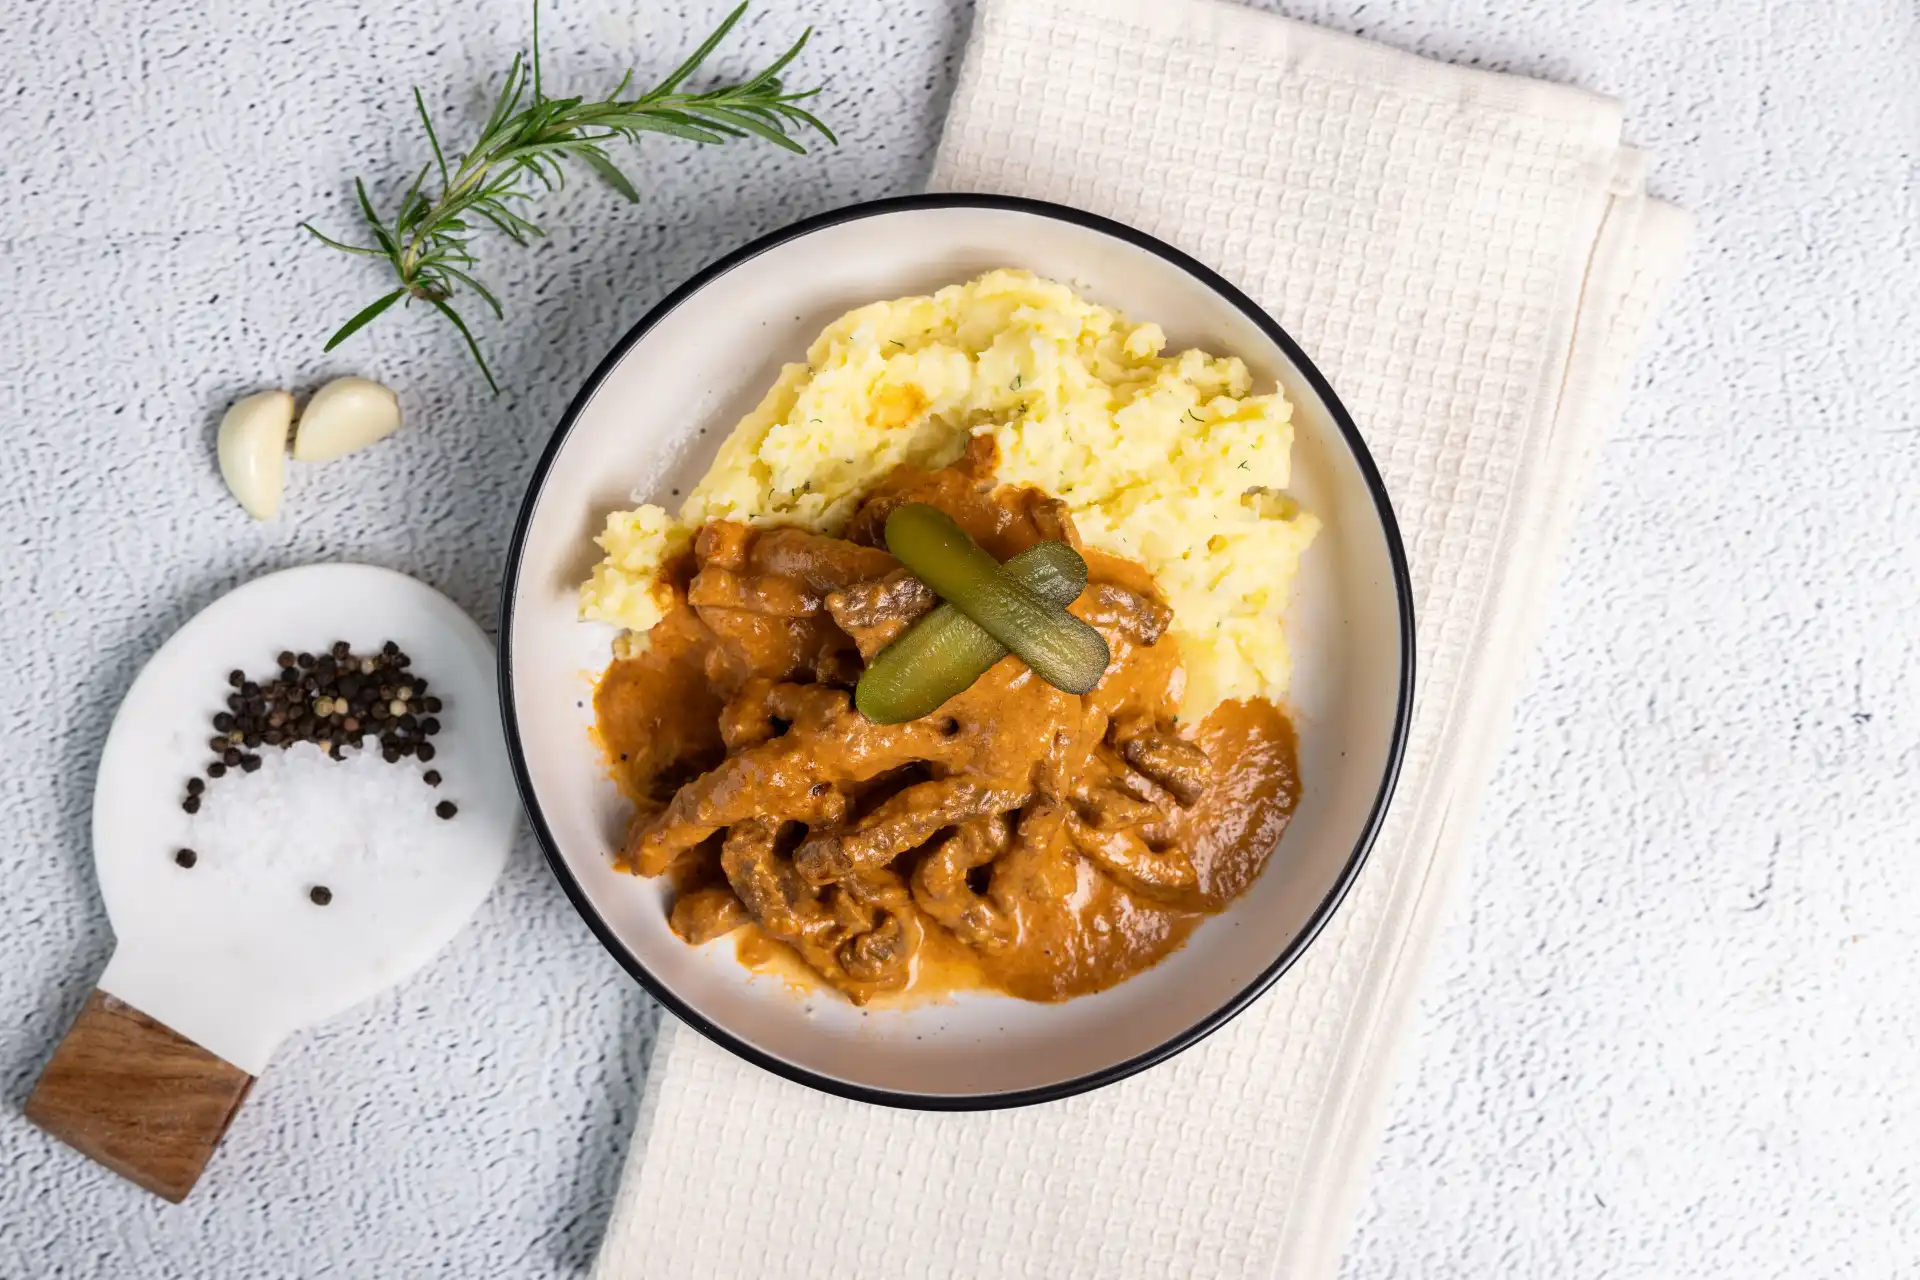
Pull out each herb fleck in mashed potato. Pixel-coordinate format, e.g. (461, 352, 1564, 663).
(580, 269, 1318, 714)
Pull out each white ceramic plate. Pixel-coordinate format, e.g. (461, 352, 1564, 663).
(502, 196, 1413, 1108)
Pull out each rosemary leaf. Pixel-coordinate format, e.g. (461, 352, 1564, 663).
(425, 297, 498, 394)
(437, 267, 505, 320)
(301, 223, 383, 257)
(324, 290, 409, 352)
(414, 89, 449, 188)
(579, 149, 641, 203)
(650, 2, 749, 98)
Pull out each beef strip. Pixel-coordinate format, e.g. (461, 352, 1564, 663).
(1118, 728, 1210, 806)
(911, 813, 1017, 954)
(793, 779, 1028, 885)
(669, 886, 750, 944)
(1077, 583, 1172, 647)
(824, 570, 936, 661)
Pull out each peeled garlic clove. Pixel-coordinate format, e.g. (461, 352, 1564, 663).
(217, 390, 295, 520)
(292, 376, 402, 463)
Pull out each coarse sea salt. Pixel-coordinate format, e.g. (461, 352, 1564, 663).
(186, 742, 447, 890)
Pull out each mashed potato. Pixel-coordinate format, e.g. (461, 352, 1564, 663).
(579, 269, 1318, 715)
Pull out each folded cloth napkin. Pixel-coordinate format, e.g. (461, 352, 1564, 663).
(594, 0, 1690, 1275)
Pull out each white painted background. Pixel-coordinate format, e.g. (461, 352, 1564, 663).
(2, 0, 1914, 1275)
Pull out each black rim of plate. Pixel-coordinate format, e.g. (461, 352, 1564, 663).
(499, 192, 1417, 1112)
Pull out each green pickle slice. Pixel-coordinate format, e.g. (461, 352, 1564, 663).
(855, 504, 1112, 723)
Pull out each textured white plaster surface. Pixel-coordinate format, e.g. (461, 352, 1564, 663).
(0, 1, 1913, 1276)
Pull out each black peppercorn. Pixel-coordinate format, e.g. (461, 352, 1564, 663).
(182, 796, 201, 815)
(415, 742, 436, 763)
(186, 777, 205, 797)
(423, 697, 442, 714)
(435, 801, 457, 820)
(309, 885, 333, 906)
(207, 762, 227, 779)
(423, 770, 442, 787)
(175, 848, 198, 868)
(420, 717, 441, 736)
(331, 641, 351, 659)
(223, 747, 242, 766)
(227, 669, 244, 687)
(241, 754, 262, 773)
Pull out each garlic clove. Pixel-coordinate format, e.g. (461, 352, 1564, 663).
(217, 390, 295, 520)
(292, 376, 403, 463)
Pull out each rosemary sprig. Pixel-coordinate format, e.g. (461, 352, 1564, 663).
(302, 2, 833, 392)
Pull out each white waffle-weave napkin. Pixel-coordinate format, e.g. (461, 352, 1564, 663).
(594, 0, 1690, 1275)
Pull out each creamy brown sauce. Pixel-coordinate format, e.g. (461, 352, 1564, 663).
(592, 444, 1300, 1004)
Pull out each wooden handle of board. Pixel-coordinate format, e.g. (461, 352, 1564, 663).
(25, 989, 255, 1202)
